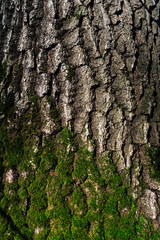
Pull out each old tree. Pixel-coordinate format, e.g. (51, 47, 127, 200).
(1, 0, 160, 239)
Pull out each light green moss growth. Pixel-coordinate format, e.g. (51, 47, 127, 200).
(0, 115, 160, 240)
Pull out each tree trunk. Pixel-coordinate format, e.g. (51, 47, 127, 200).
(1, 0, 160, 238)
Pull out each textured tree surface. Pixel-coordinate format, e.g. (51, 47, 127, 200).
(1, 0, 160, 239)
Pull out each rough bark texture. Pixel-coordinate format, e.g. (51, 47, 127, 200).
(1, 0, 160, 239)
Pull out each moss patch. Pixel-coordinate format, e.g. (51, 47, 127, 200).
(0, 115, 159, 239)
(145, 146, 160, 182)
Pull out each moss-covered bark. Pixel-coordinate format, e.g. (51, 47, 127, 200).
(0, 112, 159, 239)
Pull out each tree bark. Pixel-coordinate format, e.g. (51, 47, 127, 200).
(1, 0, 160, 238)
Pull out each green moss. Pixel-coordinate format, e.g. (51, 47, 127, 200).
(73, 7, 83, 20)
(69, 187, 87, 216)
(18, 165, 34, 188)
(91, 223, 105, 240)
(136, 216, 160, 239)
(0, 122, 159, 239)
(72, 148, 92, 182)
(45, 97, 61, 126)
(38, 139, 57, 173)
(0, 114, 51, 239)
(71, 215, 89, 240)
(46, 202, 72, 238)
(40, 63, 47, 72)
(100, 155, 137, 239)
(2, 136, 23, 168)
(145, 146, 160, 182)
(45, 128, 75, 238)
(8, 205, 26, 229)
(0, 214, 8, 235)
(3, 225, 23, 240)
(30, 94, 39, 106)
(28, 182, 47, 209)
(0, 92, 15, 117)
